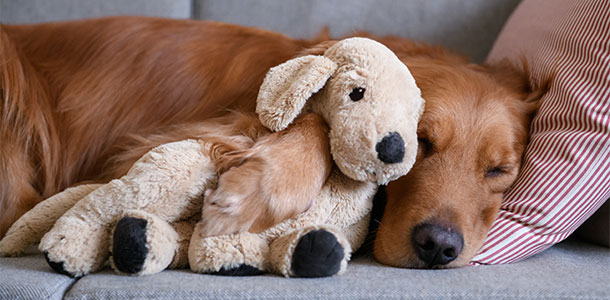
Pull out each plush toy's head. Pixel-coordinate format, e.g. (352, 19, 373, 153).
(257, 37, 424, 184)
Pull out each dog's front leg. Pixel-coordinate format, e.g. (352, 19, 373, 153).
(200, 113, 332, 236)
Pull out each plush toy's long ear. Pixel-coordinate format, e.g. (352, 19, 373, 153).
(256, 55, 337, 131)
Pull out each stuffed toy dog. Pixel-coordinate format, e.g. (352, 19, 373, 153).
(0, 37, 424, 278)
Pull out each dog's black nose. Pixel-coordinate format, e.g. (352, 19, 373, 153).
(376, 132, 404, 164)
(412, 223, 464, 268)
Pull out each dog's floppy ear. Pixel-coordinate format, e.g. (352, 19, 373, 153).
(256, 55, 337, 131)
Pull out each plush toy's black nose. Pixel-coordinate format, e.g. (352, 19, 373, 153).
(412, 223, 464, 268)
(376, 132, 405, 164)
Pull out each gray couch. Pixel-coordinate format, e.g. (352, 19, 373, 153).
(0, 1, 608, 299)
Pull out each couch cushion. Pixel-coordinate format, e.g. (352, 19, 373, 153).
(0, 0, 520, 62)
(473, 0, 610, 265)
(0, 249, 76, 300)
(56, 240, 608, 300)
(193, 0, 520, 62)
(0, 0, 191, 24)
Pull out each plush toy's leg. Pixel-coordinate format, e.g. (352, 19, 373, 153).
(40, 215, 112, 277)
(341, 211, 371, 252)
(268, 225, 351, 278)
(167, 218, 199, 269)
(189, 224, 268, 276)
(109, 210, 197, 276)
(0, 184, 101, 257)
(40, 140, 215, 277)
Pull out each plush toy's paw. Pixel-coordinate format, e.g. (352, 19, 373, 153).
(290, 229, 344, 277)
(0, 239, 22, 257)
(109, 212, 181, 276)
(206, 264, 264, 276)
(189, 231, 268, 275)
(43, 251, 80, 278)
(39, 219, 109, 277)
(111, 217, 148, 274)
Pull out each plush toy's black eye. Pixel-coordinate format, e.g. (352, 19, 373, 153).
(349, 87, 365, 101)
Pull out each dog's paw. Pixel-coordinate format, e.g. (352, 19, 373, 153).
(200, 169, 258, 236)
(203, 187, 242, 215)
(111, 217, 148, 274)
(290, 229, 345, 277)
(206, 263, 264, 276)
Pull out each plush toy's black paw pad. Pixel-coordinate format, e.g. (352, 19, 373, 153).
(44, 251, 79, 278)
(207, 264, 264, 276)
(291, 229, 344, 278)
(112, 217, 148, 274)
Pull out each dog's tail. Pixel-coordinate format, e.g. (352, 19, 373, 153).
(0, 25, 60, 237)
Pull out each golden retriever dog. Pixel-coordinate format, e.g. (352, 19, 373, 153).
(0, 16, 542, 268)
(371, 49, 546, 268)
(0, 17, 322, 238)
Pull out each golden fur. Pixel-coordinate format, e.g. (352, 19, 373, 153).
(202, 113, 331, 236)
(0, 16, 541, 267)
(373, 57, 547, 268)
(0, 17, 319, 236)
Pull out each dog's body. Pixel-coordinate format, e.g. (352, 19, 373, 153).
(0, 17, 540, 267)
(0, 17, 318, 236)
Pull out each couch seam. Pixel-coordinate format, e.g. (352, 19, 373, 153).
(52, 275, 80, 300)
(190, 0, 198, 20)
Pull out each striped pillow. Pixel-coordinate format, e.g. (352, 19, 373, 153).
(472, 0, 610, 264)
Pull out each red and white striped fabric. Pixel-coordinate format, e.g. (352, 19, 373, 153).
(472, 0, 610, 264)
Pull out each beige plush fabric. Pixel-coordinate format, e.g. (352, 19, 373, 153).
(189, 38, 423, 277)
(257, 37, 424, 185)
(189, 168, 376, 277)
(39, 139, 216, 277)
(267, 224, 351, 276)
(0, 184, 101, 256)
(256, 55, 337, 132)
(0, 38, 423, 278)
(109, 210, 179, 276)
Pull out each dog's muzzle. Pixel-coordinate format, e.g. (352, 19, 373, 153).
(412, 222, 464, 268)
